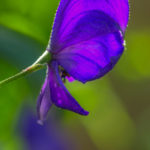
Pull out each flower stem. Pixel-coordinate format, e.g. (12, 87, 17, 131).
(0, 50, 52, 87)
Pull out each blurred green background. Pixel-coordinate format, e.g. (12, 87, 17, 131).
(0, 0, 150, 150)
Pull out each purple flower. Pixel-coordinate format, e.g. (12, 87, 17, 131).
(37, 0, 129, 122)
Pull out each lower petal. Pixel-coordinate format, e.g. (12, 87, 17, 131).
(48, 61, 89, 116)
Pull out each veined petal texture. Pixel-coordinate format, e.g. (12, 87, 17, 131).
(50, 0, 129, 51)
(49, 0, 129, 83)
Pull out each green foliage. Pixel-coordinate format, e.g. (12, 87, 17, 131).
(116, 31, 150, 80)
(0, 0, 59, 43)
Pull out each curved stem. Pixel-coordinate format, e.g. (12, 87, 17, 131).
(0, 50, 52, 87)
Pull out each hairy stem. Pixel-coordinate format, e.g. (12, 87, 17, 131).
(0, 50, 52, 87)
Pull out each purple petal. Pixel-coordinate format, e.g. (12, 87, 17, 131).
(55, 31, 124, 83)
(48, 0, 128, 83)
(37, 72, 53, 123)
(48, 61, 89, 115)
(49, 0, 129, 52)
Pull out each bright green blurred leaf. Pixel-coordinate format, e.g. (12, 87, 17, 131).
(0, 12, 47, 43)
(128, 31, 150, 77)
(116, 31, 150, 80)
(0, 0, 59, 44)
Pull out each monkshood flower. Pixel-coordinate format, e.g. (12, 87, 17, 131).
(0, 0, 129, 124)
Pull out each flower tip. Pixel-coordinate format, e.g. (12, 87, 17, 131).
(79, 109, 89, 116)
(37, 120, 44, 126)
(83, 110, 89, 116)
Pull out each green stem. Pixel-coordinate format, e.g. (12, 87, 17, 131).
(0, 50, 52, 87)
